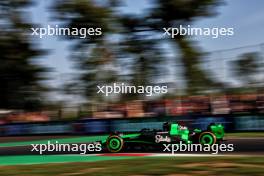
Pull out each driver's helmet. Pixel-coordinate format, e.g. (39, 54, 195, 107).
(163, 122, 170, 131)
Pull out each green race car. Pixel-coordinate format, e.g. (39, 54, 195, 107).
(102, 122, 225, 152)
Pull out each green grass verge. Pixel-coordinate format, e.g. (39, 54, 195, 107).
(0, 155, 137, 166)
(0, 156, 263, 176)
(0, 135, 108, 148)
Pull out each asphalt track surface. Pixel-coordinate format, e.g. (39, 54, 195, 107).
(0, 135, 263, 166)
(0, 136, 263, 156)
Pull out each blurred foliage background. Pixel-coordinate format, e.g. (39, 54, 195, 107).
(0, 0, 263, 115)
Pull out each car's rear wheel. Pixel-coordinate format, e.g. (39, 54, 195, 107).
(106, 135, 124, 152)
(199, 132, 217, 145)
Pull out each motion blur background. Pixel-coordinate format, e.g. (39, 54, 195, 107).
(0, 1, 264, 175)
(0, 0, 263, 133)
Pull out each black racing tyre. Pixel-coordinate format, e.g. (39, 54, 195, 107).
(199, 131, 217, 145)
(106, 135, 124, 153)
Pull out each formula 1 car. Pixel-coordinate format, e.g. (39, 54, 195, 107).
(102, 122, 225, 152)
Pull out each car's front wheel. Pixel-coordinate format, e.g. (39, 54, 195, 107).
(199, 132, 217, 145)
(106, 135, 124, 152)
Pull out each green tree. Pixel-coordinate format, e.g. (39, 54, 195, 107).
(0, 0, 47, 110)
(232, 52, 262, 87)
(118, 16, 166, 100)
(147, 0, 223, 94)
(52, 0, 117, 102)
